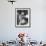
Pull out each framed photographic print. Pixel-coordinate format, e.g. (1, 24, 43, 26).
(15, 8, 31, 28)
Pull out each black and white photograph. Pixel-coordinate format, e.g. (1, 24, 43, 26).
(15, 8, 31, 28)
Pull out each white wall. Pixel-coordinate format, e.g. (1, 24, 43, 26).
(0, 0, 46, 42)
